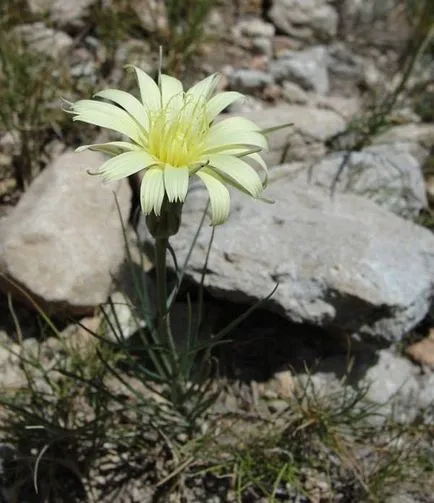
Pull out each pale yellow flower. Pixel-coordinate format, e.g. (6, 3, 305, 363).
(70, 67, 269, 225)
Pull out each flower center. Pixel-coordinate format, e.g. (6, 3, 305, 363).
(147, 94, 209, 168)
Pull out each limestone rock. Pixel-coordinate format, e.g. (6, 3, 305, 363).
(340, 0, 399, 33)
(373, 124, 434, 150)
(326, 42, 374, 95)
(228, 69, 274, 92)
(12, 23, 73, 58)
(164, 177, 434, 344)
(27, 0, 95, 25)
(270, 46, 329, 95)
(358, 349, 421, 423)
(268, 0, 338, 42)
(313, 95, 361, 121)
(226, 104, 346, 165)
(279, 143, 428, 218)
(0, 151, 131, 315)
(297, 348, 431, 424)
(281, 82, 309, 104)
(234, 18, 275, 39)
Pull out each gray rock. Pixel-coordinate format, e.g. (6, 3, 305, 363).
(102, 291, 147, 342)
(12, 22, 73, 59)
(228, 69, 274, 92)
(235, 18, 275, 38)
(373, 123, 434, 150)
(312, 95, 361, 121)
(252, 36, 273, 57)
(341, 0, 399, 31)
(268, 0, 338, 42)
(227, 95, 265, 114)
(296, 349, 432, 425)
(281, 81, 310, 104)
(112, 39, 154, 85)
(225, 103, 346, 165)
(296, 370, 342, 397)
(166, 177, 434, 344)
(281, 143, 428, 218)
(270, 46, 329, 95)
(0, 151, 131, 315)
(418, 373, 434, 424)
(326, 42, 373, 94)
(27, 0, 95, 25)
(0, 332, 26, 389)
(131, 0, 168, 33)
(358, 349, 421, 423)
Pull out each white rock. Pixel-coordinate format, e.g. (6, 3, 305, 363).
(0, 151, 131, 315)
(130, 0, 168, 32)
(298, 349, 430, 425)
(270, 46, 329, 94)
(359, 349, 421, 423)
(282, 81, 309, 104)
(326, 42, 366, 91)
(228, 69, 274, 91)
(12, 22, 73, 58)
(227, 96, 265, 114)
(252, 37, 273, 57)
(166, 178, 434, 344)
(283, 143, 428, 218)
(102, 291, 146, 342)
(313, 95, 360, 120)
(373, 123, 434, 150)
(418, 373, 434, 423)
(235, 18, 275, 38)
(341, 0, 398, 30)
(225, 103, 346, 165)
(268, 0, 338, 42)
(27, 0, 95, 25)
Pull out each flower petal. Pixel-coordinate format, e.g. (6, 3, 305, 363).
(202, 146, 259, 157)
(140, 166, 165, 215)
(72, 100, 142, 143)
(244, 152, 268, 186)
(128, 65, 161, 111)
(204, 129, 268, 154)
(196, 169, 230, 225)
(211, 116, 262, 134)
(76, 141, 141, 156)
(95, 89, 149, 131)
(163, 165, 189, 203)
(207, 91, 243, 122)
(160, 74, 183, 109)
(98, 150, 159, 181)
(187, 73, 220, 102)
(207, 154, 262, 197)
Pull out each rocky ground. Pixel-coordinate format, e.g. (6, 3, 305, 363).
(0, 0, 434, 502)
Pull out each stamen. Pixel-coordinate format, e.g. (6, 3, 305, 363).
(147, 93, 209, 167)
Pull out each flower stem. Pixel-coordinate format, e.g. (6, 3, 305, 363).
(154, 235, 178, 371)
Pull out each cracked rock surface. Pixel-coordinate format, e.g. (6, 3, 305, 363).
(163, 174, 434, 344)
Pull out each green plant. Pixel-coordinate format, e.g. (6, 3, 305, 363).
(325, 0, 434, 192)
(0, 26, 70, 191)
(88, 0, 214, 79)
(0, 290, 119, 502)
(199, 373, 434, 503)
(65, 61, 289, 439)
(88, 0, 143, 78)
(145, 0, 215, 76)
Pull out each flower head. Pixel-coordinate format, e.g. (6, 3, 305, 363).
(70, 67, 269, 225)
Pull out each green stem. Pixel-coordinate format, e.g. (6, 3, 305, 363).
(155, 236, 168, 330)
(154, 235, 178, 372)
